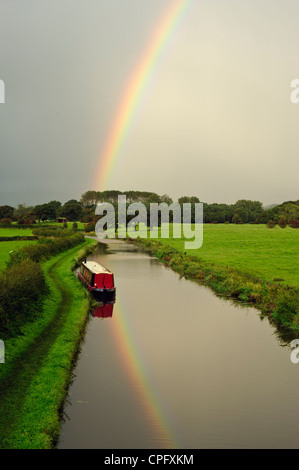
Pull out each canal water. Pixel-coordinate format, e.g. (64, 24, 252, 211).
(57, 241, 299, 449)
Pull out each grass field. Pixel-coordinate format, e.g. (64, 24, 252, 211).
(0, 228, 33, 237)
(8, 221, 86, 230)
(149, 224, 299, 288)
(37, 221, 86, 230)
(0, 240, 37, 272)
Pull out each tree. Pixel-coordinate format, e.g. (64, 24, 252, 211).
(278, 203, 299, 223)
(278, 216, 287, 228)
(14, 204, 34, 220)
(232, 213, 243, 224)
(234, 200, 263, 223)
(80, 191, 99, 207)
(232, 208, 248, 224)
(0, 205, 14, 219)
(160, 194, 173, 204)
(34, 204, 48, 223)
(59, 200, 83, 222)
(46, 201, 62, 220)
(32, 201, 61, 223)
(178, 196, 200, 204)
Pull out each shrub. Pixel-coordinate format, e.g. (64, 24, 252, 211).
(289, 219, 299, 229)
(32, 227, 75, 238)
(0, 259, 48, 338)
(0, 218, 12, 226)
(278, 216, 287, 228)
(266, 220, 276, 229)
(84, 222, 95, 232)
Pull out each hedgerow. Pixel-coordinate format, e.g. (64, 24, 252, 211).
(0, 259, 48, 338)
(0, 232, 85, 339)
(7, 233, 85, 266)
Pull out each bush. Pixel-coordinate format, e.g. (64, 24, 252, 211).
(84, 222, 95, 232)
(278, 216, 287, 228)
(0, 218, 12, 226)
(0, 259, 48, 338)
(32, 227, 77, 238)
(289, 219, 299, 229)
(266, 220, 276, 229)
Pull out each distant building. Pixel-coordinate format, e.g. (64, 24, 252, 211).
(57, 217, 67, 223)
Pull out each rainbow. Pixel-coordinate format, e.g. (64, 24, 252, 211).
(94, 0, 194, 190)
(111, 299, 177, 448)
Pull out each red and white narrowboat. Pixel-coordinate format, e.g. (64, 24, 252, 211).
(78, 260, 116, 298)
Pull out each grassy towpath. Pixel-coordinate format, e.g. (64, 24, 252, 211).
(0, 238, 97, 449)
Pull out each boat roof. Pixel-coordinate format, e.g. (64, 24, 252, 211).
(82, 261, 111, 274)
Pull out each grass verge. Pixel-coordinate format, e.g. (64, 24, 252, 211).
(0, 238, 97, 449)
(0, 240, 38, 272)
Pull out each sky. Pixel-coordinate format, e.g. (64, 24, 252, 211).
(0, 0, 299, 207)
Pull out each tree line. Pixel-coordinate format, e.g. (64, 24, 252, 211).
(0, 191, 298, 227)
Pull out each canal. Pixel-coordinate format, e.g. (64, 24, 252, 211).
(57, 240, 299, 449)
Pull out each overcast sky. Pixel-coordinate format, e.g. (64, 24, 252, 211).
(0, 0, 299, 206)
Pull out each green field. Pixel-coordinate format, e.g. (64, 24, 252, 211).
(8, 221, 86, 230)
(0, 228, 33, 237)
(150, 224, 299, 288)
(38, 221, 86, 230)
(0, 240, 37, 272)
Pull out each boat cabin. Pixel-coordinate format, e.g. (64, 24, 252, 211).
(78, 260, 115, 297)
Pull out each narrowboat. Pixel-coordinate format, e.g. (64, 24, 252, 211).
(78, 260, 116, 298)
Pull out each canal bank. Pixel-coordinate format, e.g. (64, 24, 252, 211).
(0, 238, 97, 449)
(134, 238, 299, 337)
